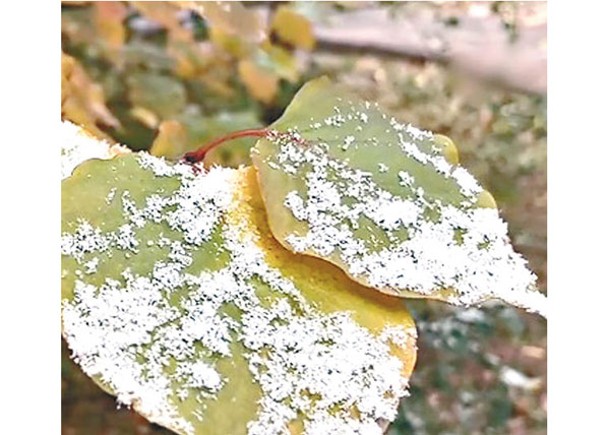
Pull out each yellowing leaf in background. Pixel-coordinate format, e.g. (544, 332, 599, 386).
(150, 119, 190, 160)
(181, 1, 266, 44)
(129, 106, 159, 130)
(271, 6, 315, 50)
(61, 52, 120, 140)
(131, 1, 193, 43)
(238, 60, 278, 104)
(93, 1, 127, 56)
(256, 44, 300, 83)
(209, 26, 252, 58)
(169, 41, 212, 79)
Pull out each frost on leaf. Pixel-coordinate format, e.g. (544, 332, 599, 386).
(62, 143, 417, 434)
(251, 77, 546, 317)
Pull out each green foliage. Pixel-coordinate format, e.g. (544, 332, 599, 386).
(390, 301, 545, 434)
(61, 1, 316, 162)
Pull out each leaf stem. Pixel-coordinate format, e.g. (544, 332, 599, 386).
(182, 128, 270, 164)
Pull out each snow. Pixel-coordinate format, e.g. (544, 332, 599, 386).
(61, 149, 414, 434)
(60, 120, 129, 179)
(260, 106, 543, 316)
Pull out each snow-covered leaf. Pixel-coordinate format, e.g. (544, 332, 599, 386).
(251, 77, 546, 317)
(61, 127, 417, 434)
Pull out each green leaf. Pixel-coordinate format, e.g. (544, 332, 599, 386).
(127, 72, 187, 119)
(61, 145, 417, 434)
(251, 77, 546, 317)
(121, 40, 177, 72)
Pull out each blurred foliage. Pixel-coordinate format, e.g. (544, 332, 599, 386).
(389, 302, 546, 435)
(61, 52, 120, 140)
(61, 0, 311, 160)
(61, 2, 546, 434)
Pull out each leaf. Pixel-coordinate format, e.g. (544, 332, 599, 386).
(121, 40, 177, 71)
(238, 60, 279, 104)
(271, 6, 315, 50)
(209, 26, 252, 58)
(181, 1, 266, 45)
(93, 1, 127, 55)
(61, 129, 417, 434)
(61, 52, 120, 140)
(149, 120, 190, 158)
(131, 1, 193, 43)
(168, 41, 219, 80)
(126, 73, 188, 119)
(251, 77, 546, 317)
(130, 106, 160, 130)
(254, 44, 300, 83)
(236, 45, 299, 102)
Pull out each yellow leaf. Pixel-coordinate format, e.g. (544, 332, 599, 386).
(209, 26, 252, 58)
(168, 42, 201, 79)
(433, 134, 460, 165)
(131, 1, 193, 43)
(129, 106, 159, 129)
(256, 44, 299, 82)
(149, 120, 189, 159)
(238, 60, 278, 104)
(94, 2, 127, 54)
(271, 6, 315, 50)
(61, 52, 119, 140)
(233, 167, 418, 377)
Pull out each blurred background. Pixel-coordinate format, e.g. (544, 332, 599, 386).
(61, 1, 547, 434)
